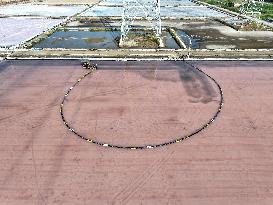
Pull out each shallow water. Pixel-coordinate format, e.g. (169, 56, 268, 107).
(99, 0, 196, 6)
(0, 4, 87, 17)
(164, 32, 180, 49)
(81, 5, 227, 17)
(99, 0, 123, 6)
(81, 6, 123, 17)
(161, 0, 196, 6)
(33, 29, 180, 49)
(177, 30, 199, 49)
(0, 18, 64, 47)
(161, 7, 227, 18)
(34, 30, 120, 49)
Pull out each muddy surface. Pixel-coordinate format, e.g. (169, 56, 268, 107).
(1, 60, 273, 204)
(182, 28, 273, 49)
(121, 30, 179, 49)
(66, 19, 116, 28)
(163, 19, 273, 49)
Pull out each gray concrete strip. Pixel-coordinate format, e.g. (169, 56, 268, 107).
(2, 48, 273, 60)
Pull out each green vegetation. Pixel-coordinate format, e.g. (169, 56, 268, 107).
(128, 32, 159, 48)
(201, 0, 240, 12)
(200, 0, 273, 20)
(121, 31, 159, 48)
(240, 21, 273, 31)
(261, 3, 273, 20)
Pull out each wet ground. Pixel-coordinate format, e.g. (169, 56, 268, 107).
(182, 28, 273, 49)
(1, 60, 273, 204)
(163, 19, 273, 49)
(66, 19, 115, 28)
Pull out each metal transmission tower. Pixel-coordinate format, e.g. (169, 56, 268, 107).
(120, 0, 163, 47)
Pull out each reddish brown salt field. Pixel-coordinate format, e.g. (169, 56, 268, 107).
(0, 60, 273, 205)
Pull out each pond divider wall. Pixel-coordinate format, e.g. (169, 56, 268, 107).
(167, 27, 186, 49)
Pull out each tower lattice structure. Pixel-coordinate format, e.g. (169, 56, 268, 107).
(120, 0, 162, 43)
